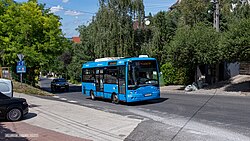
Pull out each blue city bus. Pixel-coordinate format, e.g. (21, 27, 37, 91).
(81, 56, 160, 103)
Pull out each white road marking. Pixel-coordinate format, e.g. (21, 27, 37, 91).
(68, 100, 78, 103)
(60, 98, 67, 101)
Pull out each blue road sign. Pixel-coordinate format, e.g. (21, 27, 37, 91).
(17, 61, 25, 66)
(16, 66, 26, 73)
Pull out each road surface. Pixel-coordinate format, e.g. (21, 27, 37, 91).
(39, 78, 250, 141)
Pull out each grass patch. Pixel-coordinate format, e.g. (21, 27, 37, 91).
(159, 75, 166, 87)
(13, 81, 53, 96)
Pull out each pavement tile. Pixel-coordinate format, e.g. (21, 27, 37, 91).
(0, 121, 90, 141)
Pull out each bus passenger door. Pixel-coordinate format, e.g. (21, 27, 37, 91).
(95, 69, 104, 97)
(103, 67, 118, 99)
(118, 66, 126, 101)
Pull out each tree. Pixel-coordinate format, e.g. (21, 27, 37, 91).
(141, 10, 179, 65)
(76, 0, 145, 59)
(178, 0, 209, 26)
(168, 23, 222, 68)
(66, 24, 97, 82)
(0, 1, 69, 83)
(50, 40, 73, 78)
(67, 43, 89, 82)
(221, 18, 250, 62)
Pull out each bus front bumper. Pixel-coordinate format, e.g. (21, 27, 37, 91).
(126, 91, 160, 103)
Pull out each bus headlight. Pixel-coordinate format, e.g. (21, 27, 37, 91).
(128, 94, 133, 98)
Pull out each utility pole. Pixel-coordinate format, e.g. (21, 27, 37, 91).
(211, 0, 220, 32)
(215, 0, 220, 32)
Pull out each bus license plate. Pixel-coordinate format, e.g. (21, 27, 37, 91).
(145, 94, 152, 97)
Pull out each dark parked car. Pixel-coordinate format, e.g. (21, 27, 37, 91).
(0, 92, 29, 121)
(51, 78, 69, 92)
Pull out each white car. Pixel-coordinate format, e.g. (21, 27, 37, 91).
(0, 78, 13, 97)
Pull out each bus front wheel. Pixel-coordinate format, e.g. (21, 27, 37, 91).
(112, 93, 119, 104)
(90, 91, 95, 100)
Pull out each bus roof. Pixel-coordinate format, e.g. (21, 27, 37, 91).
(82, 57, 156, 68)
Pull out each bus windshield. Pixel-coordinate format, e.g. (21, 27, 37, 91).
(128, 60, 159, 89)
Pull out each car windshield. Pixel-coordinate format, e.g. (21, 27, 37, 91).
(55, 79, 66, 82)
(128, 60, 159, 90)
(0, 92, 10, 99)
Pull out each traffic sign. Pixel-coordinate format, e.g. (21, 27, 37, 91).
(17, 54, 24, 61)
(16, 66, 26, 73)
(17, 61, 25, 66)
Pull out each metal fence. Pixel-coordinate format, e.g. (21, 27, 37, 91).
(0, 67, 11, 79)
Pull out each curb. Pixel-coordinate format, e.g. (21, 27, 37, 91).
(160, 89, 250, 97)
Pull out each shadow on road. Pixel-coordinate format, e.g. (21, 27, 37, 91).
(0, 123, 28, 141)
(87, 97, 169, 106)
(224, 81, 250, 92)
(125, 98, 169, 106)
(203, 80, 250, 92)
(0, 113, 37, 123)
(23, 113, 37, 121)
(67, 86, 82, 92)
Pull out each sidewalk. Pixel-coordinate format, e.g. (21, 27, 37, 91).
(160, 85, 250, 96)
(0, 122, 89, 141)
(3, 93, 142, 141)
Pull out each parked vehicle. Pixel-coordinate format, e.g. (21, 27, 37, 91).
(0, 92, 29, 121)
(0, 78, 13, 97)
(51, 78, 69, 92)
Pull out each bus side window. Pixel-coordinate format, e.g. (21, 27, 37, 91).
(82, 69, 95, 83)
(104, 67, 117, 84)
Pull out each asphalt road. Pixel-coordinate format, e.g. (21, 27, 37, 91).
(39, 78, 250, 141)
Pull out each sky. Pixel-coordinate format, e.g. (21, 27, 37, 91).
(15, 0, 177, 38)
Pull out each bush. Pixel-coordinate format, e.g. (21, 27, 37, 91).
(161, 62, 189, 85)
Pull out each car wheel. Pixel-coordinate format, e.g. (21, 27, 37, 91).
(51, 86, 54, 92)
(54, 87, 56, 92)
(66, 87, 69, 92)
(112, 93, 119, 104)
(90, 91, 95, 100)
(7, 108, 22, 122)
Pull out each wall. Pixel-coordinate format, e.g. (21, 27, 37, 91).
(226, 62, 240, 78)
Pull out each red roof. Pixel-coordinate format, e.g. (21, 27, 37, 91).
(72, 37, 81, 43)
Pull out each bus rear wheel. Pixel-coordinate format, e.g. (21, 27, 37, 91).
(90, 91, 95, 100)
(112, 93, 119, 104)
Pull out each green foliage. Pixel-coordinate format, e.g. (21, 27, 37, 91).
(77, 0, 145, 58)
(69, 0, 146, 82)
(231, 1, 250, 19)
(161, 62, 175, 85)
(168, 23, 222, 68)
(67, 43, 89, 82)
(221, 18, 250, 62)
(161, 62, 189, 85)
(67, 0, 250, 84)
(0, 0, 70, 84)
(141, 10, 179, 65)
(2, 0, 248, 85)
(13, 81, 53, 96)
(178, 0, 209, 26)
